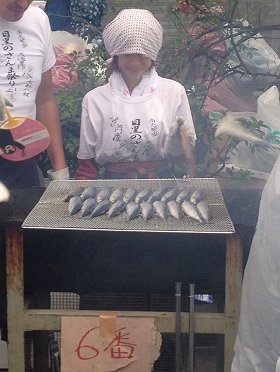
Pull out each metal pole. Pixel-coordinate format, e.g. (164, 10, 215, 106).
(188, 283, 195, 372)
(175, 282, 182, 372)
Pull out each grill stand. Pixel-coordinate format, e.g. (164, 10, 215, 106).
(6, 224, 243, 372)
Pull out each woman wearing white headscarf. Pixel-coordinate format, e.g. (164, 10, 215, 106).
(75, 8, 196, 179)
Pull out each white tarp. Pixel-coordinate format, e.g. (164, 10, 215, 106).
(232, 153, 280, 371)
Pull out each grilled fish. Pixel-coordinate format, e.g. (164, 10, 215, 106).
(190, 189, 204, 205)
(147, 186, 172, 203)
(96, 188, 112, 203)
(161, 188, 179, 203)
(110, 188, 126, 203)
(167, 200, 183, 220)
(80, 186, 98, 200)
(153, 200, 167, 220)
(123, 188, 138, 203)
(135, 188, 153, 203)
(68, 196, 83, 216)
(181, 201, 203, 223)
(196, 199, 211, 223)
(126, 202, 141, 221)
(64, 186, 84, 202)
(90, 199, 111, 217)
(176, 187, 193, 203)
(108, 200, 126, 218)
(140, 201, 154, 221)
(81, 198, 97, 217)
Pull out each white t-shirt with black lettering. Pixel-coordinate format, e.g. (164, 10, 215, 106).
(78, 70, 196, 165)
(0, 5, 55, 119)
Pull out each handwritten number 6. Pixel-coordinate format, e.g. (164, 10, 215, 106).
(74, 327, 99, 360)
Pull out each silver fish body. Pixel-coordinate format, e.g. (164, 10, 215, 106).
(161, 188, 179, 203)
(123, 188, 137, 203)
(110, 188, 126, 203)
(147, 186, 172, 203)
(176, 187, 193, 203)
(135, 188, 153, 203)
(126, 202, 141, 221)
(167, 200, 183, 220)
(64, 186, 84, 202)
(140, 201, 154, 221)
(80, 186, 98, 200)
(153, 200, 167, 220)
(96, 187, 112, 203)
(196, 199, 211, 223)
(81, 198, 97, 217)
(181, 201, 203, 223)
(190, 189, 204, 205)
(108, 200, 126, 218)
(90, 199, 111, 217)
(68, 196, 83, 216)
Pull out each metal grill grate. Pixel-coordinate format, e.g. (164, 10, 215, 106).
(22, 178, 234, 234)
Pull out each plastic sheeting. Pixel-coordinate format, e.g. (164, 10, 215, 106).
(232, 153, 280, 371)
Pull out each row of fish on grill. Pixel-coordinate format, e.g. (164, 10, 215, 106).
(64, 185, 211, 223)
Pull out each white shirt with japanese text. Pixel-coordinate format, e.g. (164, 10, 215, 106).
(0, 5, 55, 119)
(78, 70, 196, 165)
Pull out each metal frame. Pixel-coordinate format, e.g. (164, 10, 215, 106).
(6, 224, 243, 372)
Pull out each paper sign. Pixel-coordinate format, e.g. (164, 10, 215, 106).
(61, 316, 162, 372)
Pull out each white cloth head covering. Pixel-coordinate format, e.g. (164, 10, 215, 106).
(103, 9, 163, 61)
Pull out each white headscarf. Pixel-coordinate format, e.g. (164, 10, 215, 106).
(103, 9, 163, 61)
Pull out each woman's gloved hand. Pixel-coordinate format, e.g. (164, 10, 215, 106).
(47, 167, 70, 180)
(0, 91, 13, 121)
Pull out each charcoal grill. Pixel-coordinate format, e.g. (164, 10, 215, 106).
(22, 178, 234, 234)
(6, 178, 243, 372)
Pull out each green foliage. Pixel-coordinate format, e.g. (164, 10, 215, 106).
(56, 85, 85, 176)
(55, 45, 107, 177)
(225, 165, 254, 179)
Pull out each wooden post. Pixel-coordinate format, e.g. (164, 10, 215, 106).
(6, 225, 25, 372)
(224, 228, 243, 372)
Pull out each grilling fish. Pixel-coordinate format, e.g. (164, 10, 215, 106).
(123, 188, 138, 203)
(126, 202, 141, 221)
(81, 198, 97, 217)
(190, 189, 204, 205)
(147, 186, 172, 203)
(135, 188, 153, 203)
(64, 186, 84, 202)
(161, 188, 179, 203)
(110, 188, 126, 203)
(196, 199, 211, 223)
(96, 187, 112, 203)
(181, 201, 203, 223)
(90, 199, 111, 217)
(153, 200, 167, 220)
(176, 187, 193, 203)
(140, 201, 154, 221)
(80, 186, 98, 200)
(108, 200, 126, 218)
(167, 200, 183, 220)
(68, 196, 83, 216)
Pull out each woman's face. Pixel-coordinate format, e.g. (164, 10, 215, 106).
(117, 54, 153, 82)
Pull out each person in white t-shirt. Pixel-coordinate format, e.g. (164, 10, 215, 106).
(0, 0, 69, 188)
(76, 8, 197, 180)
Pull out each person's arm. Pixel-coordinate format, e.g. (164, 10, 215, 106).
(75, 158, 100, 180)
(180, 126, 196, 177)
(36, 69, 69, 177)
(178, 89, 197, 177)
